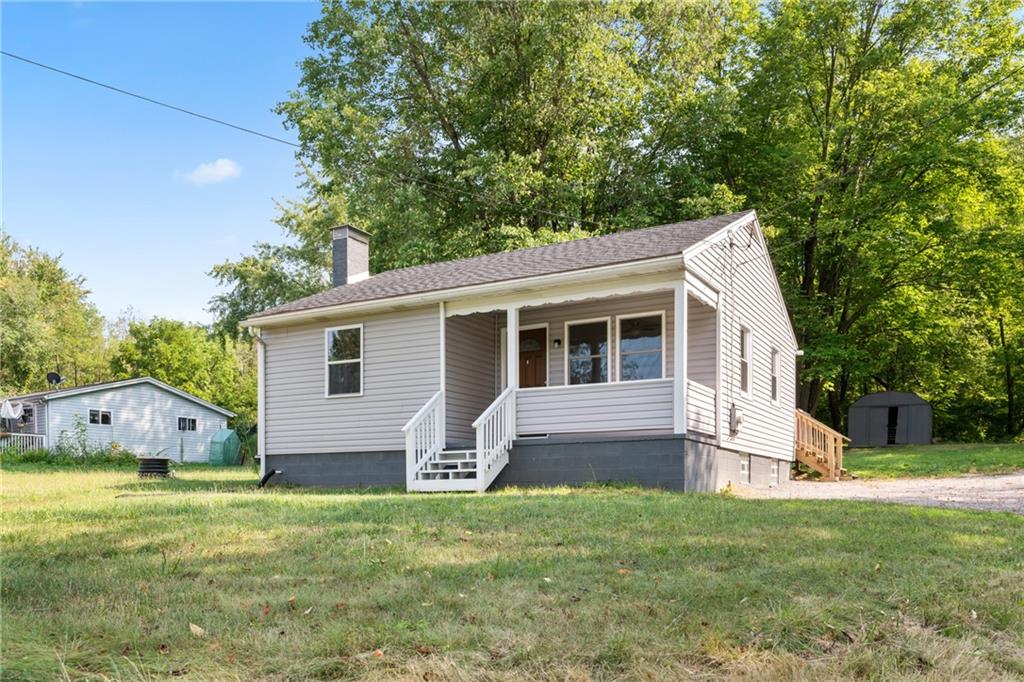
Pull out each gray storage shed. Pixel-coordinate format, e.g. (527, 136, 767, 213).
(848, 391, 932, 447)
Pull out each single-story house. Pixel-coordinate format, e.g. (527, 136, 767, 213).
(0, 377, 235, 461)
(244, 210, 823, 492)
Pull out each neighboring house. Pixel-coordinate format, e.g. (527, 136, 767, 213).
(0, 377, 235, 462)
(244, 210, 812, 492)
(848, 391, 933, 447)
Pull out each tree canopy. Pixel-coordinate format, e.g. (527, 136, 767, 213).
(221, 0, 1024, 438)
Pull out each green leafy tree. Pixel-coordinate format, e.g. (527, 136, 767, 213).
(703, 0, 1024, 429)
(110, 318, 256, 424)
(0, 235, 112, 393)
(276, 0, 748, 269)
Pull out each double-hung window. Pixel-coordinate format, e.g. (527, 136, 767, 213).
(326, 324, 363, 396)
(618, 313, 664, 381)
(739, 327, 751, 395)
(177, 417, 197, 432)
(770, 347, 779, 404)
(566, 319, 609, 384)
(89, 409, 112, 425)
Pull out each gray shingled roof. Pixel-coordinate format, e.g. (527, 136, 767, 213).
(250, 211, 752, 319)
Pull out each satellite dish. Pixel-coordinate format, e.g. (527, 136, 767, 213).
(46, 372, 63, 386)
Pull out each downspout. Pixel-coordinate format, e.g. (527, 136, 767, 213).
(249, 326, 269, 482)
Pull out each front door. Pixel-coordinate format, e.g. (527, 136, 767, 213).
(518, 327, 547, 388)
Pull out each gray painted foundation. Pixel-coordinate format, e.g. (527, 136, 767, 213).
(265, 438, 791, 491)
(494, 435, 687, 490)
(267, 451, 405, 487)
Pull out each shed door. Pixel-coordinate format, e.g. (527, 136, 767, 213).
(869, 407, 888, 446)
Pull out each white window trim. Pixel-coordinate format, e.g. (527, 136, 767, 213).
(739, 324, 752, 399)
(500, 323, 548, 389)
(616, 310, 667, 382)
(177, 416, 197, 432)
(563, 316, 612, 386)
(770, 346, 780, 405)
(88, 409, 112, 426)
(739, 454, 751, 485)
(324, 323, 364, 398)
(770, 459, 779, 485)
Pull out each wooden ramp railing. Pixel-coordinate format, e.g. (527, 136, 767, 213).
(794, 410, 850, 481)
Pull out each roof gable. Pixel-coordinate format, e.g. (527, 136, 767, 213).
(5, 378, 236, 418)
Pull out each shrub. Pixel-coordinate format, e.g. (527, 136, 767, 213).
(0, 446, 136, 467)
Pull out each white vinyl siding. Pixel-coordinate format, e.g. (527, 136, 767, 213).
(687, 302, 717, 387)
(263, 305, 440, 454)
(686, 219, 798, 461)
(517, 380, 673, 434)
(445, 312, 499, 443)
(45, 383, 226, 462)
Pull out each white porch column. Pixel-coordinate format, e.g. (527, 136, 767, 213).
(506, 305, 519, 390)
(439, 302, 446, 391)
(673, 282, 688, 434)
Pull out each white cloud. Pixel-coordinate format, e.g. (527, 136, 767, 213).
(177, 158, 241, 185)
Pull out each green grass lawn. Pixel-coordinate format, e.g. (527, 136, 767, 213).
(2, 465, 1023, 680)
(844, 442, 1024, 480)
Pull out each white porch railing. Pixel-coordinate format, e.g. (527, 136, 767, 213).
(0, 432, 47, 453)
(472, 387, 515, 491)
(402, 390, 445, 485)
(686, 380, 717, 436)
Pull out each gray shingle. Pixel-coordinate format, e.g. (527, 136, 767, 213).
(251, 211, 752, 319)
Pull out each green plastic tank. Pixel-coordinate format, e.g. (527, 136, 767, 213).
(209, 429, 241, 466)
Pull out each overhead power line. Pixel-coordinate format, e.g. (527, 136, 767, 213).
(1, 50, 300, 147)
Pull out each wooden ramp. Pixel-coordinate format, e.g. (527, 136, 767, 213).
(795, 409, 851, 481)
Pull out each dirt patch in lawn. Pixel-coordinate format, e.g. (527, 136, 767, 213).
(740, 472, 1024, 514)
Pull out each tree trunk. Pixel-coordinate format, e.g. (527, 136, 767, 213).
(999, 316, 1016, 435)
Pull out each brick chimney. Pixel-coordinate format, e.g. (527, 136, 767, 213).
(331, 225, 370, 286)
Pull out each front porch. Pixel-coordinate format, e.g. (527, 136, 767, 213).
(403, 273, 722, 491)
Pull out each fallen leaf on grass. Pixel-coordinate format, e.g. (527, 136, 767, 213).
(158, 644, 170, 655)
(543, 577, 553, 583)
(304, 607, 313, 615)
(617, 568, 630, 576)
(189, 623, 206, 638)
(415, 645, 436, 655)
(287, 595, 296, 610)
(372, 649, 384, 658)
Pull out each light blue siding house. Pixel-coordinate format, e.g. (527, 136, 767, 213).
(1, 377, 234, 461)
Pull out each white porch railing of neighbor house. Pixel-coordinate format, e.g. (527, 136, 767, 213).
(0, 432, 47, 453)
(402, 390, 445, 483)
(686, 380, 717, 436)
(472, 387, 515, 491)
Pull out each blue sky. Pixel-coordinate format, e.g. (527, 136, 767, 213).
(2, 1, 320, 323)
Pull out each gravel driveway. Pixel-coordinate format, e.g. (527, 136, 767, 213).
(741, 471, 1024, 514)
